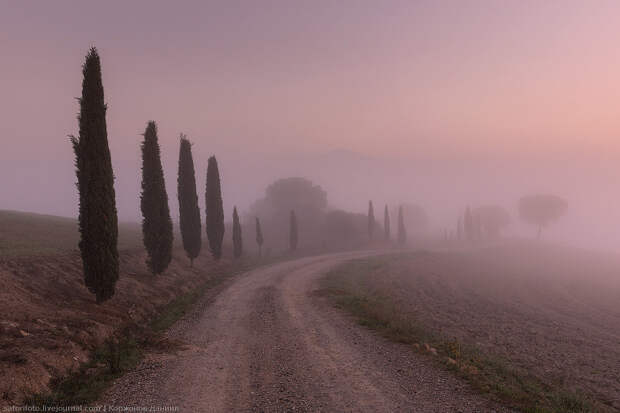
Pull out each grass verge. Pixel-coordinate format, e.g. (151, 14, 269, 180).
(320, 257, 607, 413)
(23, 257, 269, 407)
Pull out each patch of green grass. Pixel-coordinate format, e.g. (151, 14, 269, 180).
(24, 334, 142, 406)
(320, 257, 605, 413)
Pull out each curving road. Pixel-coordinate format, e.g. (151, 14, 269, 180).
(102, 252, 510, 412)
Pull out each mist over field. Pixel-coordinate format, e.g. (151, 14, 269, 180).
(2, 1, 620, 251)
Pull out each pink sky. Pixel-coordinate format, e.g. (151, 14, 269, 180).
(2, 1, 620, 249)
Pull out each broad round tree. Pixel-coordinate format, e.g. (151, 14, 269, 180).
(518, 194, 567, 238)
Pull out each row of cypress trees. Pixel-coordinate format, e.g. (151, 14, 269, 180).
(72, 48, 245, 302)
(367, 201, 407, 245)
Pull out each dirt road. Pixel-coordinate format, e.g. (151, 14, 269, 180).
(102, 252, 509, 412)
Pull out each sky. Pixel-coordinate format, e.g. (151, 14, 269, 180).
(2, 1, 620, 249)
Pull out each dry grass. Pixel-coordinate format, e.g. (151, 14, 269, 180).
(0, 209, 142, 257)
(321, 249, 619, 413)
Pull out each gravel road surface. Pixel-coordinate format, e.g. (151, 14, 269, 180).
(102, 252, 510, 412)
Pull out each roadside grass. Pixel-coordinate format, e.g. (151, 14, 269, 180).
(320, 257, 606, 413)
(22, 256, 265, 407)
(0, 210, 142, 257)
(22, 252, 299, 407)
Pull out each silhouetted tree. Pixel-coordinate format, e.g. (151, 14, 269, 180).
(464, 207, 473, 241)
(368, 200, 375, 240)
(473, 205, 511, 239)
(177, 134, 201, 266)
(71, 47, 119, 303)
(289, 210, 298, 251)
(255, 217, 264, 257)
(140, 121, 173, 275)
(232, 207, 242, 258)
(518, 194, 567, 238)
(205, 156, 225, 259)
(397, 205, 407, 245)
(384, 204, 390, 241)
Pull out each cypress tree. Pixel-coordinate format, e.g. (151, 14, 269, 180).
(140, 121, 173, 275)
(289, 210, 298, 251)
(368, 200, 375, 240)
(205, 156, 224, 259)
(384, 204, 390, 241)
(397, 205, 407, 245)
(177, 134, 201, 266)
(71, 48, 119, 304)
(255, 217, 264, 257)
(232, 207, 242, 258)
(464, 207, 473, 241)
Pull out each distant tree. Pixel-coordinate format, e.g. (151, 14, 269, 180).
(474, 205, 511, 239)
(289, 210, 298, 251)
(384, 204, 390, 241)
(464, 207, 473, 241)
(368, 200, 375, 240)
(391, 203, 429, 239)
(232, 207, 243, 258)
(205, 156, 225, 259)
(70, 48, 119, 303)
(397, 205, 407, 245)
(248, 177, 326, 250)
(177, 134, 201, 266)
(518, 194, 567, 238)
(255, 217, 264, 257)
(140, 121, 173, 275)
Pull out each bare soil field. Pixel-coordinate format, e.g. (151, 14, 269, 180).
(323, 241, 620, 411)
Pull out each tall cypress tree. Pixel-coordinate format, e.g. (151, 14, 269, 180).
(177, 134, 201, 266)
(71, 48, 119, 304)
(255, 217, 264, 257)
(140, 121, 173, 275)
(289, 210, 298, 251)
(384, 204, 390, 241)
(205, 156, 224, 259)
(368, 200, 375, 240)
(232, 207, 242, 258)
(397, 205, 407, 246)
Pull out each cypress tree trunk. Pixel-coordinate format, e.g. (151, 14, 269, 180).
(255, 217, 263, 257)
(367, 200, 375, 240)
(177, 134, 201, 266)
(397, 205, 407, 246)
(289, 210, 298, 252)
(205, 156, 224, 260)
(140, 121, 173, 274)
(71, 48, 119, 304)
(384, 204, 390, 241)
(232, 207, 243, 258)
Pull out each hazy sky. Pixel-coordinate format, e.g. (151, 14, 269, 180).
(2, 1, 620, 249)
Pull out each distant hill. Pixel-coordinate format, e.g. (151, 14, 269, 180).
(0, 210, 141, 257)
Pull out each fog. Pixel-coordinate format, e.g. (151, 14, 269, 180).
(2, 1, 620, 251)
